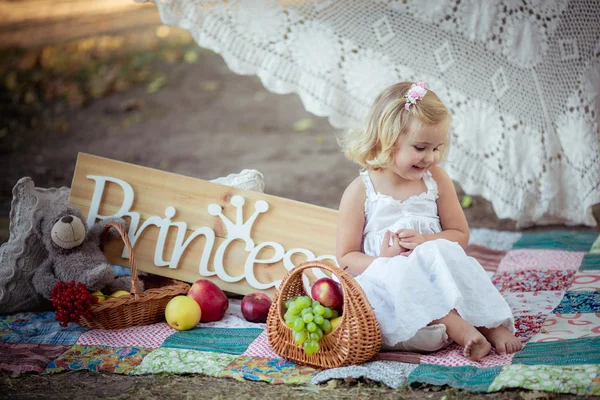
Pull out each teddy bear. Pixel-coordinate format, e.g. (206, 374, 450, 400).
(31, 204, 143, 300)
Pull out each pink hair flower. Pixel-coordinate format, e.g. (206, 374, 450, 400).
(404, 81, 428, 111)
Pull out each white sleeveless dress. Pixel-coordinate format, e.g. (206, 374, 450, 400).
(355, 170, 515, 349)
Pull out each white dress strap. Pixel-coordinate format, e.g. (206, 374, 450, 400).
(359, 170, 377, 197)
(423, 171, 438, 191)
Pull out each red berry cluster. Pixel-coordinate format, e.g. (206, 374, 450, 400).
(50, 281, 98, 327)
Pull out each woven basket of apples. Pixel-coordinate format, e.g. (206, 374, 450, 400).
(266, 261, 381, 369)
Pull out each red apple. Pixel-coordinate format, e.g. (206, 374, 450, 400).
(311, 277, 343, 310)
(241, 292, 272, 323)
(187, 279, 229, 322)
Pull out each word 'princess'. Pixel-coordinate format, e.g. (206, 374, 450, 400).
(86, 175, 336, 290)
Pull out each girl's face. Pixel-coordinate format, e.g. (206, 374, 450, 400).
(390, 118, 449, 181)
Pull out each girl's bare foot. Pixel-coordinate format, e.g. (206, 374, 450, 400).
(431, 310, 492, 361)
(464, 333, 492, 361)
(479, 326, 523, 355)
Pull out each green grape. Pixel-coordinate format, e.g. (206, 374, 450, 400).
(303, 339, 319, 355)
(287, 304, 301, 315)
(312, 300, 320, 308)
(293, 317, 305, 332)
(313, 314, 324, 325)
(322, 307, 333, 319)
(315, 327, 323, 340)
(301, 307, 313, 316)
(313, 304, 325, 316)
(302, 313, 314, 323)
(306, 322, 317, 332)
(286, 320, 294, 328)
(321, 319, 332, 334)
(309, 332, 319, 341)
(293, 330, 308, 345)
(331, 310, 339, 318)
(297, 296, 311, 309)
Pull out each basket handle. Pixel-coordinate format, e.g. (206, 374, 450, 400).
(102, 220, 140, 299)
(276, 260, 351, 310)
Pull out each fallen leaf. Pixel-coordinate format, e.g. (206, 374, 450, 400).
(460, 195, 473, 209)
(520, 390, 552, 400)
(184, 50, 199, 63)
(292, 118, 313, 131)
(326, 379, 339, 389)
(290, 385, 320, 393)
(147, 75, 167, 94)
(200, 80, 221, 91)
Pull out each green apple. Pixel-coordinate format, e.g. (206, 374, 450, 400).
(165, 295, 201, 331)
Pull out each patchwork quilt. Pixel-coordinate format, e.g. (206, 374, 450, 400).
(1, 229, 599, 395)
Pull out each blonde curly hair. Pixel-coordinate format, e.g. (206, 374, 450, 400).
(339, 82, 451, 170)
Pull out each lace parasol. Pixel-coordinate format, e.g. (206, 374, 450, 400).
(149, 0, 600, 227)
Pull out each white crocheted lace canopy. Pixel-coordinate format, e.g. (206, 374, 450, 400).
(151, 0, 600, 227)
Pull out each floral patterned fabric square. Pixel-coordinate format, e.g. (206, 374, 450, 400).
(587, 371, 600, 395)
(553, 292, 600, 314)
(514, 315, 546, 342)
(492, 269, 575, 292)
(488, 364, 600, 395)
(502, 291, 564, 316)
(498, 250, 585, 273)
(44, 345, 150, 375)
(133, 348, 237, 376)
(218, 356, 319, 385)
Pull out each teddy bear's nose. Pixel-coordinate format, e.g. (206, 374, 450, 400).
(61, 216, 73, 224)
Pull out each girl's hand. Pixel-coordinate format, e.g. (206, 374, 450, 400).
(397, 229, 426, 250)
(380, 230, 412, 258)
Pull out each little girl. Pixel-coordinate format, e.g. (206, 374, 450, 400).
(336, 82, 522, 361)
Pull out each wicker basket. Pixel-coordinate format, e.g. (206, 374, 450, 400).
(79, 221, 190, 330)
(266, 261, 381, 369)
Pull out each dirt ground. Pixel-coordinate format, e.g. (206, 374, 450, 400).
(0, 1, 598, 399)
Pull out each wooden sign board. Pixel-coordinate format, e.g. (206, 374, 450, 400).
(69, 153, 338, 297)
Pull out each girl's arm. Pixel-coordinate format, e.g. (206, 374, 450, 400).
(425, 166, 470, 247)
(336, 177, 377, 275)
(398, 166, 470, 249)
